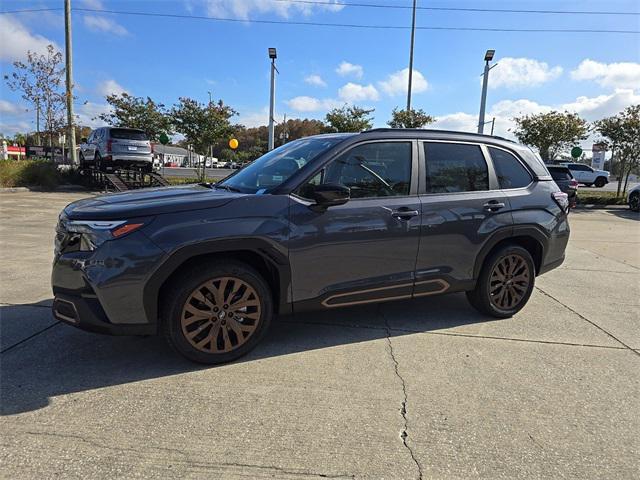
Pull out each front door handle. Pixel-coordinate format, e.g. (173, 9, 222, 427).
(483, 200, 506, 212)
(391, 207, 420, 220)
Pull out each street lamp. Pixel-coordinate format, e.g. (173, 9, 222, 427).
(478, 49, 497, 134)
(268, 48, 277, 151)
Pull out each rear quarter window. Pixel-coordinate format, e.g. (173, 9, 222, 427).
(548, 168, 573, 181)
(489, 147, 532, 189)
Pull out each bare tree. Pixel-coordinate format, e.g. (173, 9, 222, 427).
(6, 45, 66, 158)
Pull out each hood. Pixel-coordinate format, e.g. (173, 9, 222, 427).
(64, 184, 243, 220)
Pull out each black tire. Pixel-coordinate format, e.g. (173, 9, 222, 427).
(79, 152, 86, 169)
(630, 192, 640, 212)
(94, 153, 104, 172)
(466, 245, 535, 318)
(594, 177, 606, 188)
(161, 260, 273, 364)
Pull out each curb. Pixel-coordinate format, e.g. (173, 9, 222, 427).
(0, 184, 88, 193)
(574, 204, 629, 210)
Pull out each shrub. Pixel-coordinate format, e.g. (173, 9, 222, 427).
(0, 160, 86, 190)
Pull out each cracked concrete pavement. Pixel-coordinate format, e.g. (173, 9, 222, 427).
(1, 191, 639, 479)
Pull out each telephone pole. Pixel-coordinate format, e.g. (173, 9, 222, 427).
(406, 0, 417, 112)
(64, 0, 78, 165)
(268, 48, 277, 151)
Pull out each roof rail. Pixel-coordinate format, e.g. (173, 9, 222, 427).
(362, 128, 515, 143)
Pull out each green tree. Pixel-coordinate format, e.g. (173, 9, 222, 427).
(99, 93, 171, 141)
(170, 97, 237, 155)
(5, 45, 66, 154)
(512, 111, 589, 161)
(595, 105, 640, 196)
(325, 105, 374, 132)
(387, 107, 434, 128)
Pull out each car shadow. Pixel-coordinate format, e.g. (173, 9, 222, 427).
(0, 293, 500, 415)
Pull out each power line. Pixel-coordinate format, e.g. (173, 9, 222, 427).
(71, 8, 640, 34)
(0, 8, 62, 14)
(271, 0, 640, 16)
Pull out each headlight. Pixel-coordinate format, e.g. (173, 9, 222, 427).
(65, 220, 145, 251)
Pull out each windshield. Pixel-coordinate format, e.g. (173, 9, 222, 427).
(110, 128, 148, 140)
(218, 136, 345, 194)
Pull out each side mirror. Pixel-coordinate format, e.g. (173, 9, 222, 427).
(312, 183, 350, 210)
(81, 137, 87, 144)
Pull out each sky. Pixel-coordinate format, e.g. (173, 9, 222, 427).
(0, 0, 639, 151)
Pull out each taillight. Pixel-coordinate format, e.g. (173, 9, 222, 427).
(552, 192, 569, 212)
(570, 179, 579, 188)
(106, 139, 112, 153)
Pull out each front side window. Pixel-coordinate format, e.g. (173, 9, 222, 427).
(424, 142, 488, 193)
(298, 142, 412, 200)
(218, 136, 345, 194)
(489, 147, 532, 189)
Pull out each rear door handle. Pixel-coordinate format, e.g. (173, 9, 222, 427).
(483, 201, 506, 212)
(391, 207, 420, 220)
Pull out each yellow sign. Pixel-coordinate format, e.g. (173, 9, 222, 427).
(229, 138, 239, 150)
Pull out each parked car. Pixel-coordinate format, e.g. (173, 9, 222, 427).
(628, 184, 640, 212)
(547, 165, 578, 209)
(52, 129, 570, 364)
(79, 127, 153, 173)
(560, 162, 609, 187)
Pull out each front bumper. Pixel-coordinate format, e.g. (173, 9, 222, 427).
(51, 229, 167, 336)
(52, 293, 155, 335)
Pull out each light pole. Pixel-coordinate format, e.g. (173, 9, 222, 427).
(268, 47, 277, 151)
(406, 0, 417, 112)
(478, 49, 496, 134)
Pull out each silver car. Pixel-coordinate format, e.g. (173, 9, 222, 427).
(79, 127, 153, 172)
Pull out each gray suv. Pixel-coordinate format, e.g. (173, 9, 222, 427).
(53, 129, 570, 364)
(79, 127, 153, 172)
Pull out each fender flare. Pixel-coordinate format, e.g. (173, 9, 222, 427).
(142, 238, 292, 327)
(472, 225, 549, 279)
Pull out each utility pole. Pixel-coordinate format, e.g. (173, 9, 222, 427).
(478, 49, 496, 134)
(406, 0, 417, 112)
(64, 0, 78, 165)
(268, 48, 277, 151)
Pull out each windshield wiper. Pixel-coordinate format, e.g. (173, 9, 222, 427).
(213, 184, 243, 193)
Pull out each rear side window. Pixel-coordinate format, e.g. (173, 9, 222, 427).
(489, 147, 532, 189)
(423, 142, 488, 193)
(110, 129, 148, 141)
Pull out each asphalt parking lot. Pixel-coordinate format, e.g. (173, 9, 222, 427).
(1, 191, 638, 479)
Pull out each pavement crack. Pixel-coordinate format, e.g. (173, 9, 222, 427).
(0, 321, 61, 354)
(535, 287, 640, 357)
(379, 308, 423, 480)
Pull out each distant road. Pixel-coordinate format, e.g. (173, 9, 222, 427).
(588, 181, 639, 193)
(159, 167, 235, 179)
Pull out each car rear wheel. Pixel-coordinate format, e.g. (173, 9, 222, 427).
(630, 192, 640, 212)
(161, 261, 273, 364)
(466, 245, 535, 318)
(594, 177, 606, 188)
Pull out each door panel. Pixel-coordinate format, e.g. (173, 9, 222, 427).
(288, 140, 421, 308)
(415, 141, 511, 289)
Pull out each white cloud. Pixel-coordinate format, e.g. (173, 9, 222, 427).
(336, 61, 363, 79)
(433, 89, 640, 141)
(76, 102, 111, 128)
(0, 100, 23, 115)
(338, 82, 379, 102)
(0, 120, 32, 137)
(80, 0, 105, 8)
(304, 74, 327, 88)
(379, 68, 428, 96)
(238, 107, 269, 127)
(489, 57, 563, 89)
(96, 79, 128, 97)
(204, 0, 344, 20)
(83, 15, 129, 36)
(0, 15, 59, 61)
(286, 96, 340, 112)
(571, 59, 640, 90)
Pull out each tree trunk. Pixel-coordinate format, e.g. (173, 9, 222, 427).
(616, 154, 626, 197)
(623, 163, 631, 195)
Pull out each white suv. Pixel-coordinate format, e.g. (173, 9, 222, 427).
(561, 163, 609, 188)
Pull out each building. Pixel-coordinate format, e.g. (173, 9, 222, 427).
(152, 144, 191, 166)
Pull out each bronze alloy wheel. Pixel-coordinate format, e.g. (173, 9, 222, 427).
(489, 254, 531, 310)
(180, 277, 262, 354)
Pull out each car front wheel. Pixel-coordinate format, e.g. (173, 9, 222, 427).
(630, 192, 640, 212)
(466, 245, 535, 318)
(161, 261, 273, 364)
